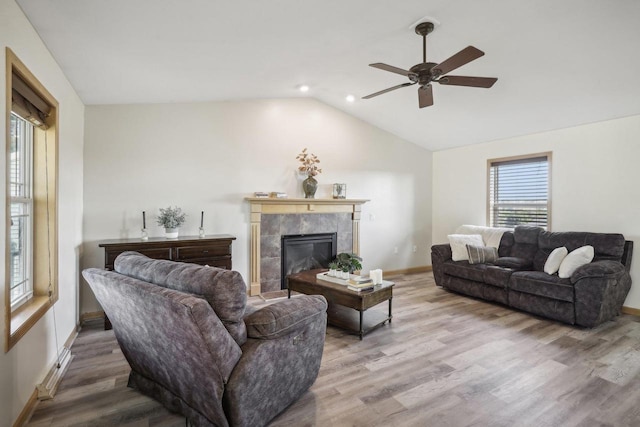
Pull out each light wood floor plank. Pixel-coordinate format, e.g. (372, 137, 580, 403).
(26, 272, 640, 426)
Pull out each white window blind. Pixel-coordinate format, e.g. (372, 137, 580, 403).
(9, 112, 34, 309)
(489, 155, 549, 229)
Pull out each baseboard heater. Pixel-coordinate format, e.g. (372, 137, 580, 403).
(36, 346, 74, 400)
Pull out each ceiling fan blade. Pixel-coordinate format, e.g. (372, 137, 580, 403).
(418, 85, 433, 108)
(362, 82, 415, 99)
(438, 76, 498, 88)
(369, 63, 412, 77)
(432, 46, 485, 76)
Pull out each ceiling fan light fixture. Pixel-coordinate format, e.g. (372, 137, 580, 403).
(299, 85, 310, 93)
(346, 94, 355, 103)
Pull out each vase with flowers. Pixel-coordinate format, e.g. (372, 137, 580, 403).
(296, 148, 322, 198)
(157, 206, 186, 239)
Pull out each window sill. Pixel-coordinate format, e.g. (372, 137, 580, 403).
(7, 295, 51, 352)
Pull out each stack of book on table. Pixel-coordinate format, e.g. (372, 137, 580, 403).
(347, 276, 375, 292)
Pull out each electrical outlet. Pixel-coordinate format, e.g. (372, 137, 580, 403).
(413, 245, 417, 253)
(393, 246, 398, 254)
(369, 213, 376, 221)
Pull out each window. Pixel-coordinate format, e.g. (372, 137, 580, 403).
(5, 48, 59, 352)
(488, 153, 551, 230)
(9, 113, 34, 310)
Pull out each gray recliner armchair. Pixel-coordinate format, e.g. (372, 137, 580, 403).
(82, 251, 327, 427)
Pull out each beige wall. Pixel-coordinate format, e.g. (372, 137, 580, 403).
(432, 114, 640, 309)
(81, 99, 432, 313)
(0, 0, 85, 425)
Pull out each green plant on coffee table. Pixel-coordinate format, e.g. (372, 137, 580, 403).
(334, 253, 363, 274)
(328, 261, 338, 270)
(156, 206, 186, 229)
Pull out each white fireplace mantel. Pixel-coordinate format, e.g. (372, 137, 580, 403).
(246, 197, 369, 295)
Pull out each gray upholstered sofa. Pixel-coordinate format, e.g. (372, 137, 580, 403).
(83, 251, 328, 427)
(431, 226, 633, 327)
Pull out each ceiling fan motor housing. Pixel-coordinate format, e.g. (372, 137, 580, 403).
(409, 62, 438, 85)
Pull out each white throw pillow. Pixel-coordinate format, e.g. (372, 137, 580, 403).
(558, 245, 594, 279)
(448, 234, 484, 261)
(544, 246, 568, 275)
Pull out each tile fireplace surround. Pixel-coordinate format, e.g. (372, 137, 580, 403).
(247, 198, 369, 295)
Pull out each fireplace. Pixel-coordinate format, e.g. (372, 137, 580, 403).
(247, 197, 368, 295)
(281, 233, 337, 289)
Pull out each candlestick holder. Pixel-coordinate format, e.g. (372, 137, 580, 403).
(141, 228, 149, 241)
(199, 227, 205, 238)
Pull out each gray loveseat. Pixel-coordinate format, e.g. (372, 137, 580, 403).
(83, 251, 328, 427)
(431, 226, 633, 327)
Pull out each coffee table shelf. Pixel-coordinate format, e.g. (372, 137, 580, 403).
(326, 304, 392, 338)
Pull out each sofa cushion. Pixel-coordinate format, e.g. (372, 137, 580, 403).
(443, 261, 487, 282)
(494, 257, 532, 270)
(514, 225, 542, 244)
(534, 231, 626, 271)
(498, 232, 515, 257)
(558, 246, 594, 279)
(510, 271, 574, 302)
(543, 247, 568, 274)
(510, 226, 542, 263)
(448, 234, 484, 261)
(466, 244, 498, 265)
(115, 251, 248, 345)
(483, 266, 514, 288)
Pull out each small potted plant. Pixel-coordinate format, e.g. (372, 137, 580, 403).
(157, 206, 186, 239)
(328, 261, 339, 277)
(334, 253, 363, 278)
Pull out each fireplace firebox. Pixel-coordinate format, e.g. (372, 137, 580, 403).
(281, 233, 337, 289)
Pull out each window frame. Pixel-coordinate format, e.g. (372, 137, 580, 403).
(486, 152, 552, 230)
(5, 48, 59, 352)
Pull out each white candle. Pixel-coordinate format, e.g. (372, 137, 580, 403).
(371, 269, 383, 284)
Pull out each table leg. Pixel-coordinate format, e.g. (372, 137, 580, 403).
(288, 288, 291, 299)
(388, 297, 393, 323)
(359, 310, 364, 340)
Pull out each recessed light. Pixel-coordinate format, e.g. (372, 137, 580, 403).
(346, 94, 355, 103)
(299, 85, 310, 93)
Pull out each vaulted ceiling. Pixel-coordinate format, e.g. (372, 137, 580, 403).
(16, 0, 640, 151)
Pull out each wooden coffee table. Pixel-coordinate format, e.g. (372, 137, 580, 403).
(287, 269, 394, 339)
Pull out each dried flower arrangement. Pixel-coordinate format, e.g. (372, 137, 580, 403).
(296, 148, 322, 177)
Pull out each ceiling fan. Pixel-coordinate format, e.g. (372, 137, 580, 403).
(363, 22, 498, 108)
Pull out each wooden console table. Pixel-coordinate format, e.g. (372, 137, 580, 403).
(99, 234, 236, 270)
(98, 234, 236, 329)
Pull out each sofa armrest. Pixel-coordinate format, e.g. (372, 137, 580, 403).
(431, 244, 452, 261)
(571, 260, 626, 283)
(431, 244, 452, 287)
(244, 295, 327, 340)
(571, 261, 632, 327)
(225, 296, 327, 427)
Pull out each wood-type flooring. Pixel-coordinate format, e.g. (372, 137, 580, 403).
(26, 272, 640, 426)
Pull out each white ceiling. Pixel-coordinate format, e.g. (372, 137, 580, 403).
(16, 0, 640, 151)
